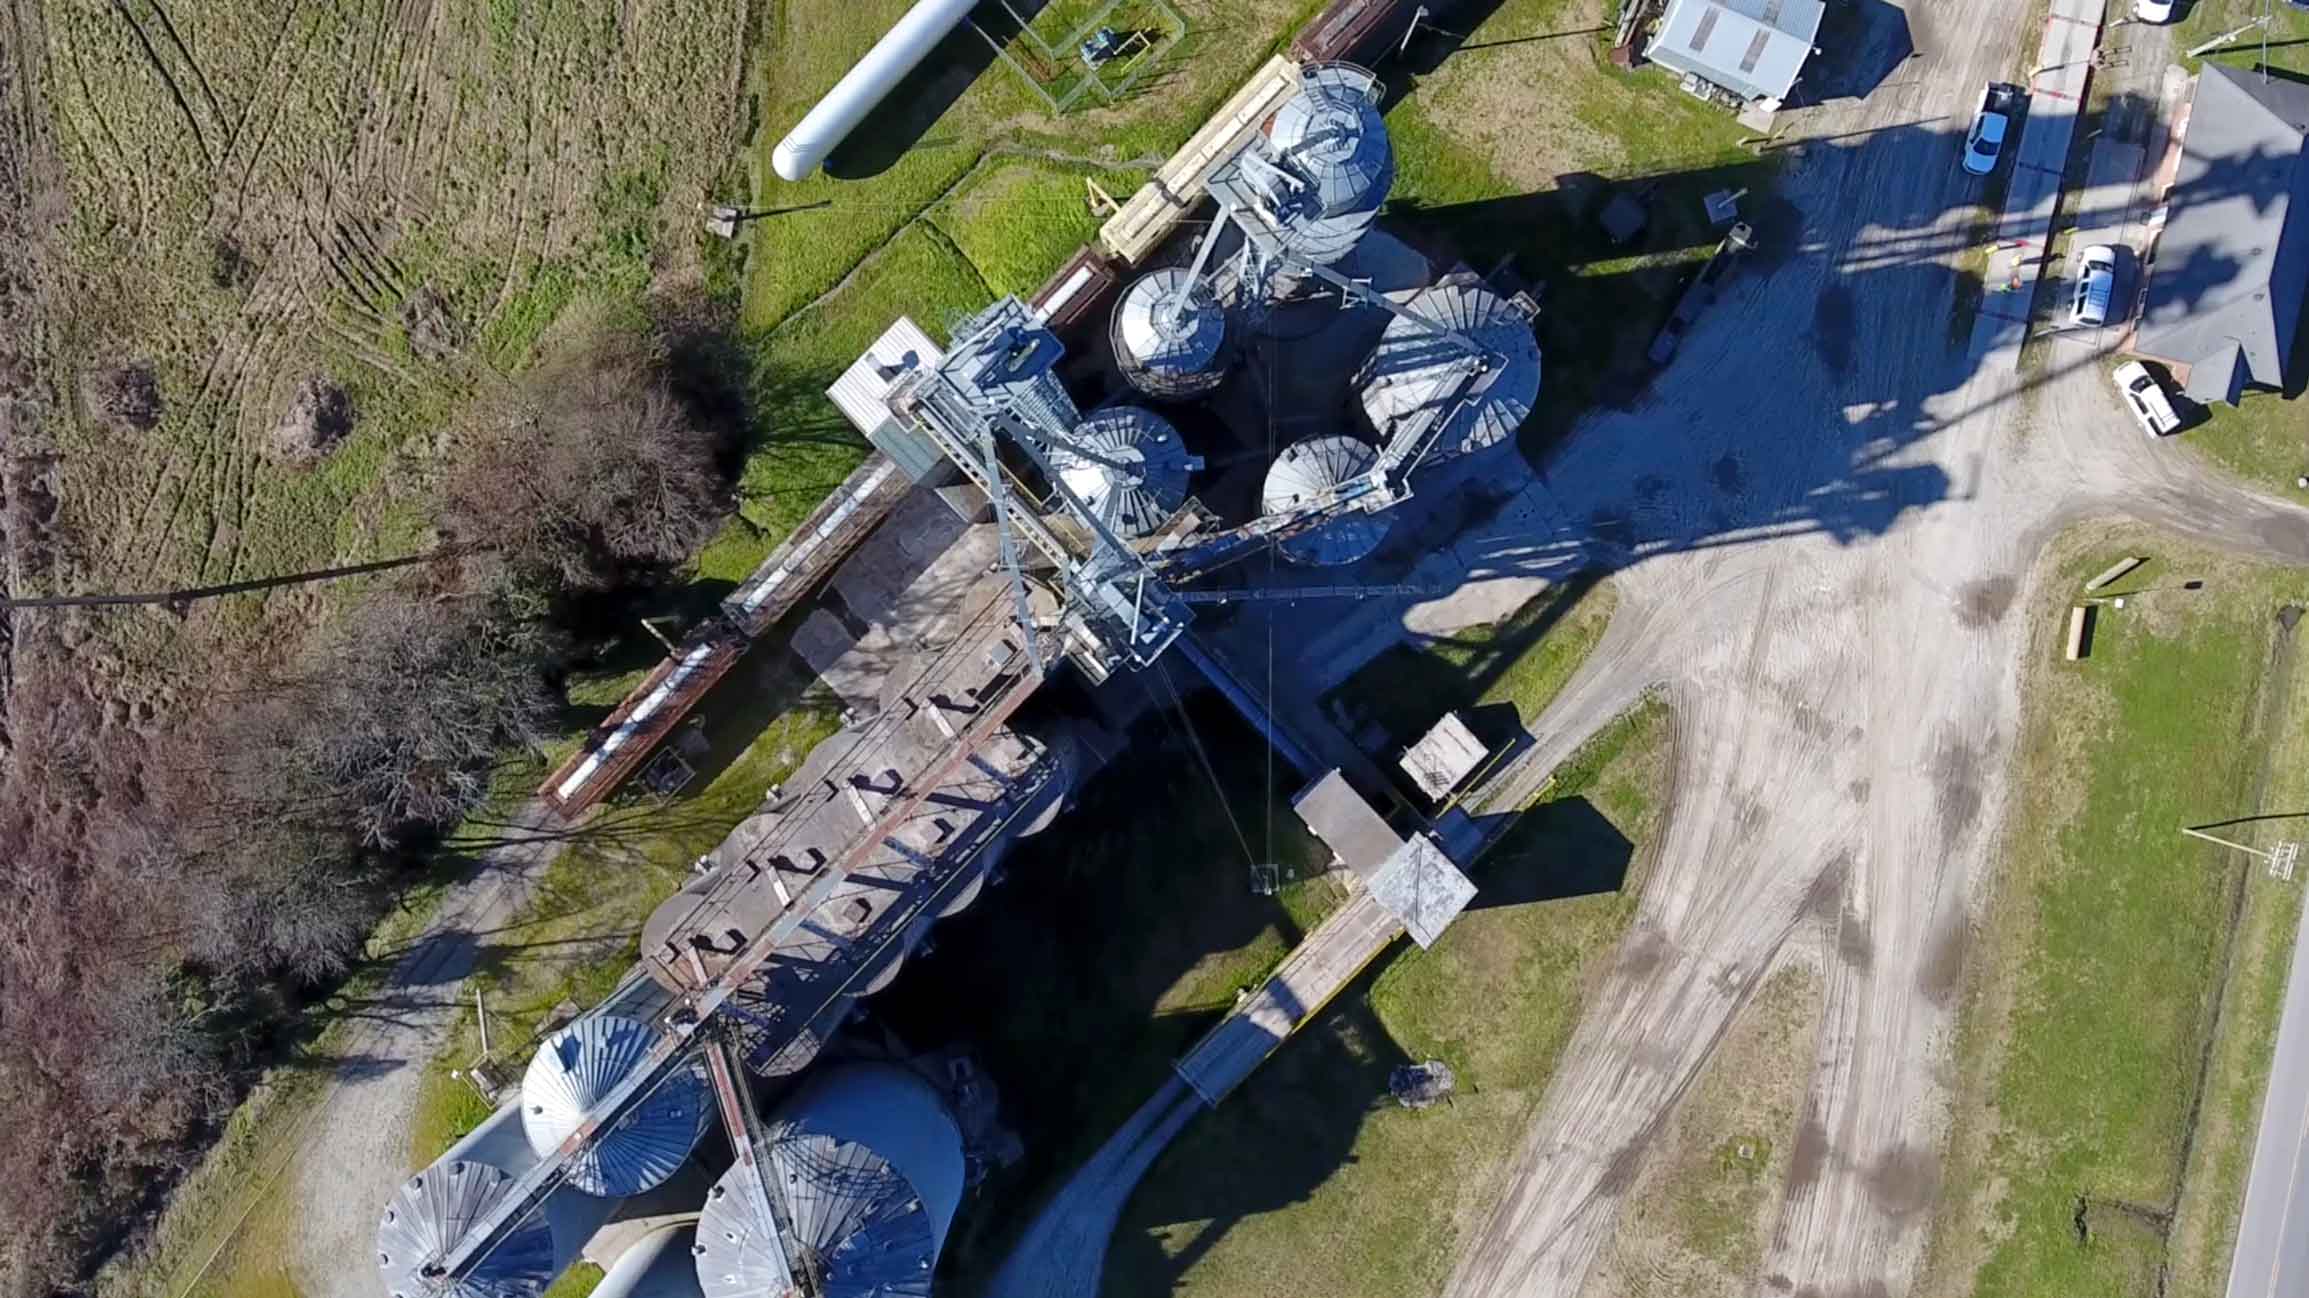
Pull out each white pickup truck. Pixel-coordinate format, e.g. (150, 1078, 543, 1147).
(1964, 83, 2027, 177)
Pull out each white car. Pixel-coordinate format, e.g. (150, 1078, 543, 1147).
(1964, 83, 2025, 176)
(2070, 245, 2119, 326)
(2113, 361, 2182, 437)
(2133, 0, 2176, 22)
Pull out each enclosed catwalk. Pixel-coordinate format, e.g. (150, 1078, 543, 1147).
(1112, 268, 1228, 399)
(377, 1101, 617, 1298)
(1358, 282, 1541, 459)
(1262, 435, 1391, 566)
(1050, 406, 1199, 538)
(694, 1063, 966, 1298)
(522, 1014, 710, 1197)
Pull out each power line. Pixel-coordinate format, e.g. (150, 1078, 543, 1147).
(1, 545, 475, 612)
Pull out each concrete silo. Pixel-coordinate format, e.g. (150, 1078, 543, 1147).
(375, 1101, 617, 1298)
(1049, 406, 1200, 539)
(693, 1062, 965, 1298)
(1261, 436, 1392, 566)
(1358, 281, 1542, 460)
(522, 1014, 711, 1198)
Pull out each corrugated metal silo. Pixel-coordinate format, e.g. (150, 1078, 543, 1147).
(694, 1063, 965, 1298)
(1358, 281, 1542, 459)
(1262, 436, 1391, 566)
(522, 1015, 710, 1198)
(1112, 268, 1228, 399)
(376, 1101, 617, 1298)
(1049, 406, 1198, 539)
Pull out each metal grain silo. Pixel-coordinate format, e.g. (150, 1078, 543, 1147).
(594, 1223, 706, 1298)
(1049, 406, 1199, 539)
(694, 1063, 965, 1298)
(1112, 268, 1229, 399)
(376, 1100, 617, 1298)
(522, 1014, 710, 1198)
(1358, 282, 1542, 459)
(1267, 63, 1394, 219)
(1262, 435, 1391, 566)
(1254, 62, 1393, 267)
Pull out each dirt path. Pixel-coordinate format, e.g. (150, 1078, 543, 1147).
(1429, 3, 2309, 1296)
(166, 801, 570, 1298)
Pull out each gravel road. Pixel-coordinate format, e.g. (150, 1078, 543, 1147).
(1439, 4, 2309, 1297)
(282, 802, 569, 1298)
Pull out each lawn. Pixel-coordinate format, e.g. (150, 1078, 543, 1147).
(1920, 526, 2309, 1298)
(1104, 696, 1675, 1298)
(1331, 577, 1617, 752)
(870, 689, 1344, 1288)
(2164, 0, 2309, 493)
(35, 0, 745, 629)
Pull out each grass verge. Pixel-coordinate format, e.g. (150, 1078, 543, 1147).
(1102, 695, 1674, 1298)
(1330, 578, 1617, 752)
(1921, 524, 2309, 1298)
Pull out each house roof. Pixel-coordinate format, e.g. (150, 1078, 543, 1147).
(2136, 64, 2309, 399)
(1645, 0, 1826, 102)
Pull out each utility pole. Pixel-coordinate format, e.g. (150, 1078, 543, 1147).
(2184, 14, 2270, 61)
(2181, 825, 2300, 880)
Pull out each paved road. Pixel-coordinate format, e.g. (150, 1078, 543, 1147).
(2225, 881, 2309, 1298)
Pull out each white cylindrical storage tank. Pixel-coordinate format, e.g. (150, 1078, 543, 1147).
(694, 1063, 966, 1298)
(594, 1223, 706, 1298)
(1359, 282, 1542, 460)
(1262, 435, 1391, 566)
(771, 0, 981, 181)
(1049, 406, 1197, 539)
(1267, 63, 1394, 220)
(376, 1101, 618, 1298)
(1113, 269, 1228, 399)
(522, 1015, 710, 1198)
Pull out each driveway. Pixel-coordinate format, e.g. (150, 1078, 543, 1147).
(1431, 5, 2309, 1298)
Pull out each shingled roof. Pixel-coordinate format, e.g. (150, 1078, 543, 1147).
(2136, 64, 2309, 405)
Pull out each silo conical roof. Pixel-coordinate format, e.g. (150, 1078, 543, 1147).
(1114, 269, 1227, 398)
(1049, 406, 1196, 538)
(695, 1064, 964, 1298)
(522, 1015, 709, 1197)
(1268, 64, 1394, 219)
(376, 1162, 558, 1298)
(1359, 282, 1541, 459)
(1262, 435, 1391, 566)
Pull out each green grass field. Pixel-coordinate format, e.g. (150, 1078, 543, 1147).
(1332, 578, 1617, 751)
(1105, 696, 1673, 1298)
(1922, 528, 2309, 1298)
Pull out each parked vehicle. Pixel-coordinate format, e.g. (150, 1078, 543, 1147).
(2112, 361, 2182, 437)
(1965, 83, 2026, 176)
(2070, 244, 2118, 326)
(2133, 0, 2175, 21)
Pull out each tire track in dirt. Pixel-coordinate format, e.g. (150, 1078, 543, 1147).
(108, 0, 211, 166)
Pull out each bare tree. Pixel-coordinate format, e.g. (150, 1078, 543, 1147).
(440, 319, 728, 590)
(204, 586, 558, 848)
